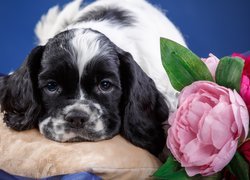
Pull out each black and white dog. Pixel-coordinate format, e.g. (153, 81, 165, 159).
(0, 0, 186, 155)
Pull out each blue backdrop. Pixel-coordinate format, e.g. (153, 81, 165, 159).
(0, 0, 249, 74)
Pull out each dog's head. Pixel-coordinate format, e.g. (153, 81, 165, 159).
(0, 29, 168, 155)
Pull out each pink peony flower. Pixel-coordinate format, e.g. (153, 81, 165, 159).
(201, 53, 220, 79)
(167, 81, 249, 176)
(240, 75, 250, 110)
(232, 52, 250, 111)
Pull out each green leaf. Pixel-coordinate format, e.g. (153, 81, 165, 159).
(153, 155, 180, 177)
(162, 169, 189, 180)
(153, 155, 189, 180)
(215, 57, 244, 92)
(160, 37, 213, 91)
(227, 151, 249, 180)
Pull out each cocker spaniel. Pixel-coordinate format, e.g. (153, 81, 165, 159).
(0, 0, 186, 156)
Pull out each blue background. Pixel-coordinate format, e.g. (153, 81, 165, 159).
(0, 0, 249, 74)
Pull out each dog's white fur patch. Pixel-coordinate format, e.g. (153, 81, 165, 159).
(94, 120, 104, 132)
(71, 29, 101, 77)
(39, 116, 78, 142)
(79, 89, 85, 100)
(63, 102, 90, 115)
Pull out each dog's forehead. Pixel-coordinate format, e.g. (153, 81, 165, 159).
(44, 29, 101, 57)
(71, 29, 102, 76)
(42, 29, 117, 74)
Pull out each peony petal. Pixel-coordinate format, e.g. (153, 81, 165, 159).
(187, 164, 216, 176)
(230, 121, 238, 134)
(187, 100, 211, 133)
(185, 166, 202, 176)
(180, 81, 229, 102)
(199, 166, 216, 176)
(181, 139, 198, 166)
(231, 104, 244, 138)
(182, 139, 215, 167)
(167, 128, 182, 162)
(189, 97, 212, 115)
(232, 90, 249, 139)
(202, 102, 234, 149)
(211, 119, 232, 149)
(239, 105, 249, 139)
(201, 53, 220, 79)
(232, 89, 248, 107)
(197, 92, 218, 107)
(209, 139, 238, 175)
(197, 111, 213, 145)
(178, 127, 196, 152)
(188, 145, 216, 166)
(208, 101, 232, 126)
(186, 110, 200, 127)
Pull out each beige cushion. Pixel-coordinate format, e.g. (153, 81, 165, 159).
(0, 113, 161, 179)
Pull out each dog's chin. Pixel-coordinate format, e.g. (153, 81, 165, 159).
(64, 135, 115, 143)
(40, 125, 116, 143)
(38, 116, 119, 143)
(49, 134, 112, 143)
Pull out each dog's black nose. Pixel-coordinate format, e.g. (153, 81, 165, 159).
(65, 111, 89, 127)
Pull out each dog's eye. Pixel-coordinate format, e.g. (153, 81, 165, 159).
(45, 81, 59, 93)
(99, 80, 113, 92)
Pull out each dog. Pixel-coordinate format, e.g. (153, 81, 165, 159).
(0, 0, 186, 156)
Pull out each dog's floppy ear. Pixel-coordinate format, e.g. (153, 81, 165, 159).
(0, 46, 45, 131)
(117, 48, 169, 156)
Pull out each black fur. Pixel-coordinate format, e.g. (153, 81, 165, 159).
(117, 47, 168, 155)
(76, 6, 135, 27)
(0, 46, 44, 131)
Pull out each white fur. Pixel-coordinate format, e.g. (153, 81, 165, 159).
(79, 89, 85, 100)
(71, 29, 101, 77)
(94, 120, 105, 132)
(63, 102, 91, 116)
(35, 0, 187, 113)
(39, 116, 79, 142)
(35, 0, 83, 45)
